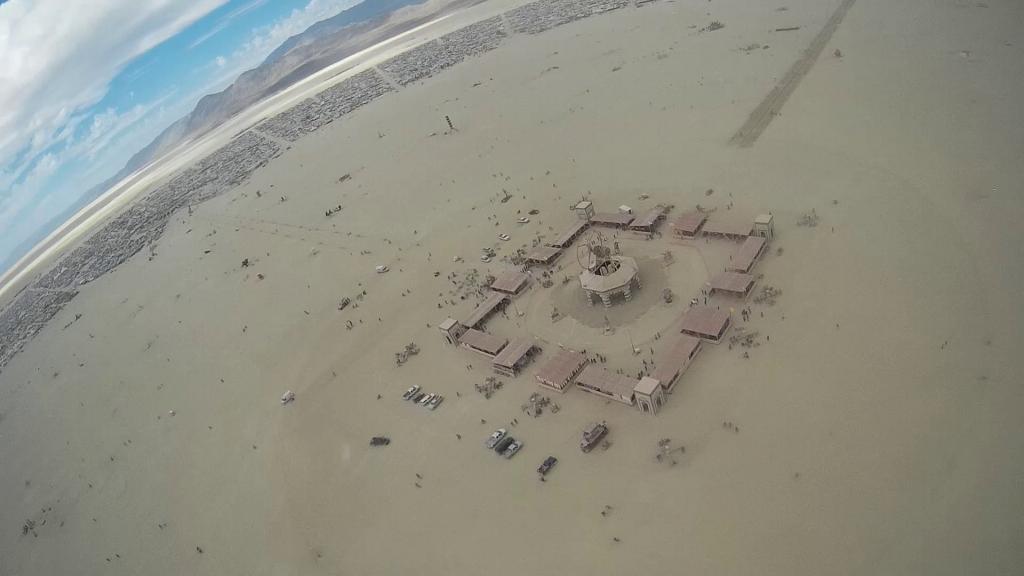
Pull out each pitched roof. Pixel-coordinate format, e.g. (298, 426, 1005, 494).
(489, 270, 529, 294)
(526, 245, 562, 263)
(590, 212, 635, 226)
(672, 212, 707, 235)
(536, 348, 587, 387)
(679, 306, 731, 338)
(709, 271, 755, 294)
(458, 328, 508, 355)
(727, 236, 766, 273)
(702, 219, 752, 237)
(576, 364, 638, 399)
(629, 206, 665, 229)
(652, 335, 701, 384)
(461, 292, 508, 328)
(547, 220, 589, 248)
(492, 337, 536, 369)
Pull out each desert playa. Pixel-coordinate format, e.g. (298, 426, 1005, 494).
(2, 0, 1024, 574)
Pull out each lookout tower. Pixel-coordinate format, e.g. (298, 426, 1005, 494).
(438, 317, 466, 345)
(753, 213, 774, 241)
(634, 377, 664, 415)
(573, 200, 594, 221)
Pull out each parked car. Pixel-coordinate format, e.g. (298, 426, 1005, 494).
(412, 392, 426, 403)
(428, 395, 444, 410)
(370, 436, 390, 446)
(402, 385, 420, 400)
(498, 233, 510, 241)
(503, 439, 523, 459)
(517, 217, 530, 224)
(419, 393, 434, 406)
(580, 421, 608, 453)
(485, 428, 507, 449)
(493, 436, 515, 454)
(375, 265, 389, 273)
(538, 456, 558, 476)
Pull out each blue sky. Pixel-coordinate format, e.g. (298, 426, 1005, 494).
(0, 0, 361, 270)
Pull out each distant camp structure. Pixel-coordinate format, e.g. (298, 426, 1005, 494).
(433, 202, 775, 422)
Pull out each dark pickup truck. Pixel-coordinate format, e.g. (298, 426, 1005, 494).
(493, 436, 515, 454)
(538, 456, 558, 476)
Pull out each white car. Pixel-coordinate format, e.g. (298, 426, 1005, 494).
(419, 393, 435, 406)
(480, 255, 491, 263)
(517, 217, 529, 224)
(375, 265, 389, 273)
(498, 233, 510, 241)
(485, 428, 507, 449)
(402, 385, 420, 400)
(428, 395, 443, 410)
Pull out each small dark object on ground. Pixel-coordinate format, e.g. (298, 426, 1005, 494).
(797, 209, 819, 227)
(538, 456, 558, 476)
(662, 288, 674, 304)
(370, 436, 391, 446)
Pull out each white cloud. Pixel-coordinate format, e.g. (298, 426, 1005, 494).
(0, 0, 369, 263)
(0, 153, 58, 234)
(188, 0, 269, 49)
(0, 92, 188, 264)
(76, 97, 170, 160)
(0, 0, 227, 171)
(0, 0, 228, 262)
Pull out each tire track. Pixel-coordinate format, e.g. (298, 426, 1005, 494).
(729, 0, 857, 147)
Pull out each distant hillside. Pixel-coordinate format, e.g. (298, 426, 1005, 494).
(265, 0, 424, 63)
(116, 0, 448, 180)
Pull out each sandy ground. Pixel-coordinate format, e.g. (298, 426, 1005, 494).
(2, 0, 1024, 574)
